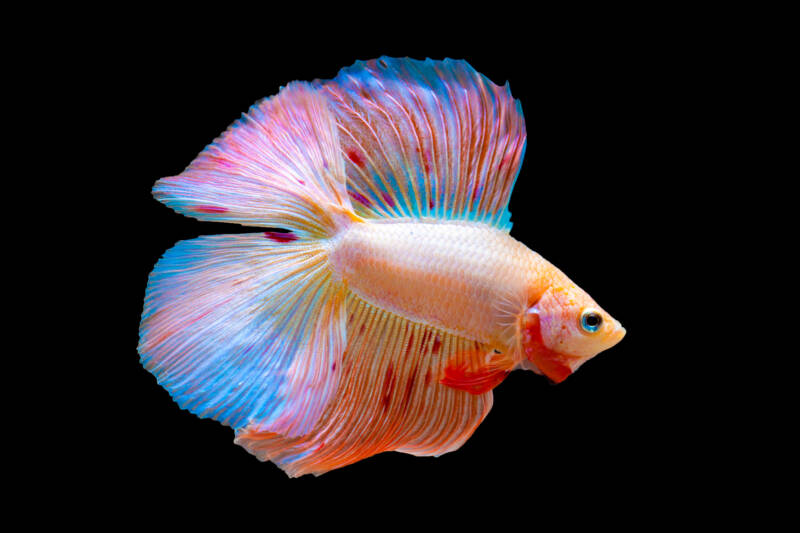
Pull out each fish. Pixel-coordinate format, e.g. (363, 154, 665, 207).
(139, 56, 626, 477)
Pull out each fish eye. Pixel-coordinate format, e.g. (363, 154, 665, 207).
(580, 309, 603, 333)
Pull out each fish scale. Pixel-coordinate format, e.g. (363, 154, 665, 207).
(329, 219, 547, 349)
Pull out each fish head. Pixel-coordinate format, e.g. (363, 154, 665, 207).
(520, 284, 625, 383)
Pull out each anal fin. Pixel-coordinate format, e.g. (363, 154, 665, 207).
(234, 294, 496, 477)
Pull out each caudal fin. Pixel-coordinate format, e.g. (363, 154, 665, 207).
(139, 235, 346, 436)
(140, 82, 354, 438)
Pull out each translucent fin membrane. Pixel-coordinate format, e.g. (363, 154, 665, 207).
(235, 294, 495, 477)
(138, 234, 346, 436)
(317, 56, 526, 231)
(153, 82, 350, 237)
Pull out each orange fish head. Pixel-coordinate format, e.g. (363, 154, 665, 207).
(520, 285, 625, 383)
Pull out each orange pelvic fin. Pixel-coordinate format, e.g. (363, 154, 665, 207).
(527, 349, 572, 384)
(440, 349, 513, 395)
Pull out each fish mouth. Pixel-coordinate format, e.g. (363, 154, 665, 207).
(536, 324, 626, 383)
(611, 321, 627, 346)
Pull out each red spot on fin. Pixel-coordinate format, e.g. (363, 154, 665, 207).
(499, 151, 514, 171)
(208, 156, 233, 168)
(349, 190, 371, 207)
(347, 149, 365, 167)
(402, 367, 418, 407)
(404, 332, 415, 357)
(432, 336, 442, 354)
(263, 231, 298, 243)
(420, 330, 430, 347)
(440, 350, 512, 395)
(195, 205, 228, 214)
(381, 192, 396, 208)
(382, 363, 395, 409)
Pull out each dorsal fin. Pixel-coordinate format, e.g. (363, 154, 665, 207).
(316, 56, 527, 231)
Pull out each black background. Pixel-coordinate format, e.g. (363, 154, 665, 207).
(79, 16, 727, 523)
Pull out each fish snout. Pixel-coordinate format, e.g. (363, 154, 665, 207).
(610, 319, 626, 346)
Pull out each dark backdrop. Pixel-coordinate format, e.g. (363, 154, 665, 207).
(87, 21, 714, 521)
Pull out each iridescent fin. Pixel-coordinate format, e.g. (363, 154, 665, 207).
(138, 234, 346, 437)
(153, 82, 350, 237)
(316, 56, 526, 231)
(234, 294, 499, 477)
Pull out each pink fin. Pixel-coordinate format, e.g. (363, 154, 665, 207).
(153, 82, 350, 237)
(317, 56, 526, 230)
(138, 234, 346, 436)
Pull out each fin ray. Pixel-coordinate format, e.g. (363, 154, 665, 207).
(234, 294, 499, 476)
(138, 234, 346, 436)
(317, 57, 526, 230)
(152, 82, 350, 236)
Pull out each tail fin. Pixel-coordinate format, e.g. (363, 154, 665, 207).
(139, 235, 346, 437)
(140, 82, 354, 438)
(152, 82, 353, 238)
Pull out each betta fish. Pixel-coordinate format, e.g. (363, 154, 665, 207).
(139, 56, 626, 477)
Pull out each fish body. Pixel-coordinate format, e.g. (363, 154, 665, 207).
(139, 57, 625, 476)
(329, 218, 542, 349)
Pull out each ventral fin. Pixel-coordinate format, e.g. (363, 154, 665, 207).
(440, 349, 514, 395)
(316, 56, 526, 231)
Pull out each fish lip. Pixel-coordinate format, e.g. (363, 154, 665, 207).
(612, 320, 626, 344)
